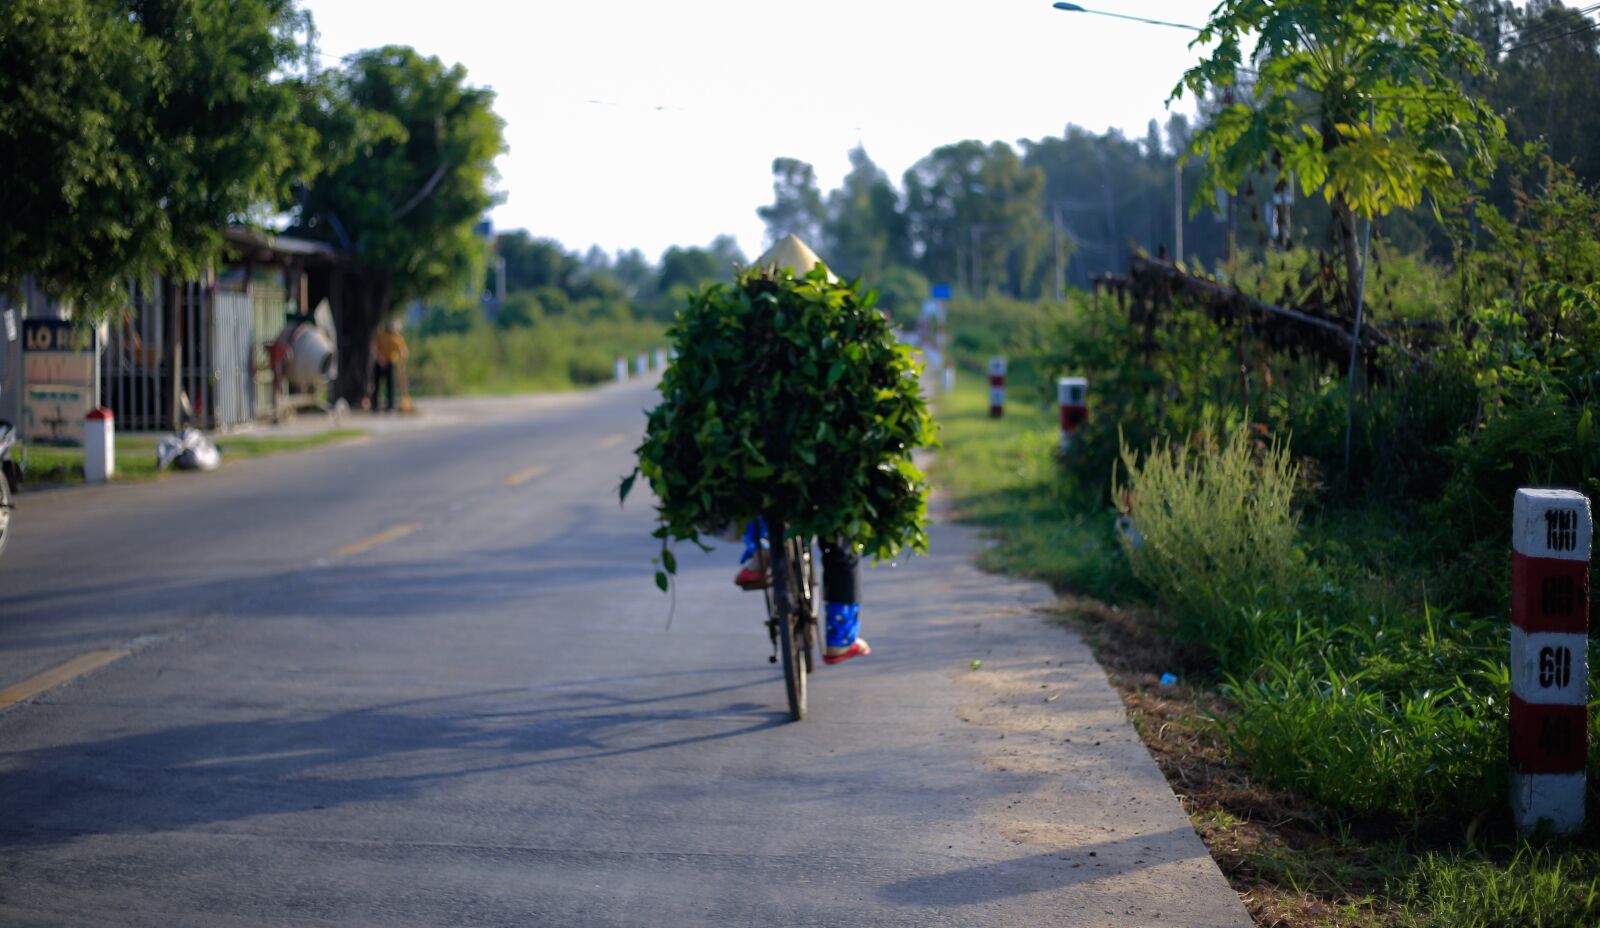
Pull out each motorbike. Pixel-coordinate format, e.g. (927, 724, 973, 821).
(0, 415, 16, 559)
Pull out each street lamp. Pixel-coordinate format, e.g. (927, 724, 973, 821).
(1051, 1, 1201, 264)
(1050, 2, 1201, 32)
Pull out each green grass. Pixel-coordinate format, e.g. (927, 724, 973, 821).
(21, 429, 365, 485)
(930, 374, 1135, 602)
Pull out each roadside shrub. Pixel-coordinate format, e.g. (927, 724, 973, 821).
(1115, 421, 1307, 640)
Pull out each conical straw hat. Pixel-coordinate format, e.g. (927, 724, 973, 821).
(753, 234, 835, 281)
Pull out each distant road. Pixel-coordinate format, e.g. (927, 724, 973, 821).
(0, 381, 1249, 927)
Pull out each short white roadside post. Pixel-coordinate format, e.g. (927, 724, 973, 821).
(84, 407, 115, 483)
(615, 357, 628, 383)
(654, 348, 668, 371)
(988, 356, 1006, 418)
(1510, 487, 1593, 834)
(1057, 377, 1088, 451)
(636, 352, 649, 376)
(942, 365, 955, 393)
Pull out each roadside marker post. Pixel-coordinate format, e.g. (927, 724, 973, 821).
(654, 348, 668, 371)
(615, 357, 628, 383)
(943, 365, 955, 394)
(1057, 377, 1088, 452)
(636, 353, 649, 376)
(1510, 487, 1593, 835)
(84, 407, 114, 483)
(988, 357, 1006, 418)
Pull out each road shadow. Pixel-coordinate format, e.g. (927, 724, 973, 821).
(0, 676, 786, 851)
(877, 826, 1203, 906)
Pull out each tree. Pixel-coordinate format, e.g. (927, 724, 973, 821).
(656, 243, 727, 293)
(756, 158, 826, 247)
(822, 146, 910, 280)
(0, 0, 312, 314)
(1173, 0, 1504, 307)
(904, 141, 1050, 297)
(1490, 0, 1600, 185)
(497, 231, 576, 293)
(294, 45, 505, 403)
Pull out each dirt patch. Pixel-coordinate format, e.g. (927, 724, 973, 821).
(1053, 595, 1400, 928)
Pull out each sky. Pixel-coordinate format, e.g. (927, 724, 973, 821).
(302, 0, 1222, 262)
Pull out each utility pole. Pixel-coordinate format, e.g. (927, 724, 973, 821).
(1173, 159, 1184, 265)
(1053, 204, 1065, 301)
(970, 225, 983, 296)
(303, 10, 318, 82)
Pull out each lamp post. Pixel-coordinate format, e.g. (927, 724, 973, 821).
(1050, 2, 1201, 32)
(1052, 2, 1200, 265)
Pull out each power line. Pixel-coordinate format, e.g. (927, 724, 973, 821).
(1501, 5, 1600, 53)
(1506, 18, 1599, 53)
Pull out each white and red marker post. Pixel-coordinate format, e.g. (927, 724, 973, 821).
(84, 407, 115, 483)
(988, 356, 1006, 419)
(1510, 487, 1593, 834)
(1057, 377, 1088, 451)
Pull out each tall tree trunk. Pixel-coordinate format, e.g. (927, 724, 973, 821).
(1336, 198, 1362, 314)
(337, 275, 391, 407)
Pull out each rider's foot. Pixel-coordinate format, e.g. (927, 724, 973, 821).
(823, 637, 871, 665)
(734, 564, 770, 590)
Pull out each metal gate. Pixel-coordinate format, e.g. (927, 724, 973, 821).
(102, 279, 215, 431)
(210, 292, 254, 428)
(102, 279, 167, 432)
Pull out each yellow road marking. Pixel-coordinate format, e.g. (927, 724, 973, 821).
(0, 650, 131, 709)
(598, 433, 630, 449)
(504, 464, 549, 487)
(334, 522, 422, 557)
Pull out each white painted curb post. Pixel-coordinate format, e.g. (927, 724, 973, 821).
(1510, 487, 1592, 834)
(615, 357, 628, 383)
(942, 365, 955, 393)
(988, 356, 1006, 419)
(654, 348, 668, 371)
(635, 352, 648, 377)
(1057, 377, 1088, 452)
(85, 407, 115, 483)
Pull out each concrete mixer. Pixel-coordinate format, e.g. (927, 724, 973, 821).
(282, 321, 337, 393)
(267, 299, 342, 420)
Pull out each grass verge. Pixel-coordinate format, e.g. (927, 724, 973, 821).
(21, 429, 365, 485)
(931, 373, 1600, 928)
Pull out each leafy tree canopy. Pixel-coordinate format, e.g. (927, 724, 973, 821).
(757, 158, 826, 247)
(0, 0, 312, 313)
(1173, 0, 1504, 224)
(296, 45, 505, 310)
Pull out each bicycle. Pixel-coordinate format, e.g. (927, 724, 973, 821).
(761, 517, 817, 721)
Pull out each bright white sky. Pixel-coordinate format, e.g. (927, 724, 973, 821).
(303, 0, 1220, 262)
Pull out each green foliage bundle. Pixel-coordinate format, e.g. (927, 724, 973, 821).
(626, 267, 935, 584)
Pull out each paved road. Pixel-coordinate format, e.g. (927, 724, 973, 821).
(0, 381, 1251, 927)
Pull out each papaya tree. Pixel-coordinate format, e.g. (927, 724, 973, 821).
(1171, 0, 1504, 307)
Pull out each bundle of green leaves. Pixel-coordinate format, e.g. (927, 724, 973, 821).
(622, 266, 935, 588)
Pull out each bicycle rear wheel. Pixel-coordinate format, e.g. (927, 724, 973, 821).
(771, 534, 811, 721)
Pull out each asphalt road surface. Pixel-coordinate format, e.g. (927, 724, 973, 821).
(0, 381, 1251, 927)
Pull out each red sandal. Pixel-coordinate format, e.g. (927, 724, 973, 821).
(823, 638, 871, 665)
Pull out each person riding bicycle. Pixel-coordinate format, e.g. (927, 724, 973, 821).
(734, 515, 867, 664)
(626, 233, 932, 683)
